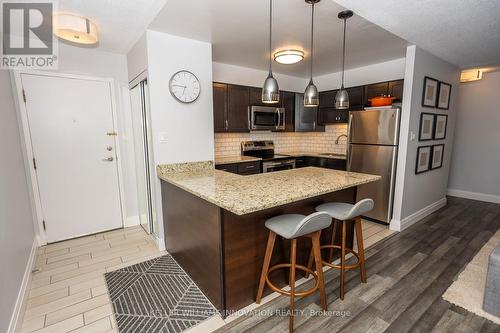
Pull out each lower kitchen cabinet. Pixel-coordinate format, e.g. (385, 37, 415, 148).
(300, 156, 346, 170)
(215, 161, 261, 175)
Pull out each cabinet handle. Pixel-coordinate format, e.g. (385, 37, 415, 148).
(225, 119, 228, 130)
(313, 120, 316, 129)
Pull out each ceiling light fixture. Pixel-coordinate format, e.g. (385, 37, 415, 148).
(53, 13, 99, 45)
(460, 69, 483, 83)
(304, 0, 320, 107)
(274, 50, 304, 64)
(262, 0, 280, 104)
(335, 10, 353, 110)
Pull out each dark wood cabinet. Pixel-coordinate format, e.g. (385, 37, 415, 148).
(280, 91, 295, 132)
(319, 90, 337, 108)
(388, 79, 404, 103)
(227, 85, 250, 132)
(302, 156, 346, 170)
(364, 82, 389, 106)
(318, 86, 363, 124)
(215, 161, 261, 175)
(318, 108, 349, 124)
(295, 93, 325, 132)
(347, 86, 364, 109)
(213, 83, 228, 132)
(249, 87, 264, 106)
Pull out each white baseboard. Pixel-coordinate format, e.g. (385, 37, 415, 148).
(390, 197, 447, 232)
(8, 238, 37, 333)
(124, 215, 140, 228)
(156, 236, 166, 252)
(447, 189, 500, 204)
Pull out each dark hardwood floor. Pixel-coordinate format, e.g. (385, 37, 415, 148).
(215, 196, 500, 332)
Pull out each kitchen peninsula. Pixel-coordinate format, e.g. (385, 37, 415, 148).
(157, 162, 380, 315)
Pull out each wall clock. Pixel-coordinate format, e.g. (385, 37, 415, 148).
(169, 70, 201, 103)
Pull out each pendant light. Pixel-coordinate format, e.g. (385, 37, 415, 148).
(335, 10, 353, 109)
(262, 0, 280, 104)
(304, 0, 320, 107)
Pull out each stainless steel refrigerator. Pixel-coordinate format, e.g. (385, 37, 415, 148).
(347, 107, 401, 224)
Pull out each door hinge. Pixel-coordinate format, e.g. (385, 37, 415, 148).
(42, 220, 46, 231)
(22, 89, 26, 103)
(33, 157, 37, 170)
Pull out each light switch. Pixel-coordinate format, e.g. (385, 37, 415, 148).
(409, 131, 416, 141)
(158, 132, 168, 143)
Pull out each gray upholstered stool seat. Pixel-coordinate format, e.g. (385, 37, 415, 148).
(265, 212, 332, 239)
(484, 244, 500, 316)
(257, 211, 332, 332)
(316, 198, 374, 221)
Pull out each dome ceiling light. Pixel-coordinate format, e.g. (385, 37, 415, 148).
(53, 13, 99, 45)
(274, 49, 304, 65)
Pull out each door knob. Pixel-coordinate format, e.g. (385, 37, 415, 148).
(103, 157, 114, 162)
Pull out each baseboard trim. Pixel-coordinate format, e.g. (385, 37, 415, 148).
(447, 189, 500, 204)
(390, 197, 447, 232)
(124, 215, 140, 228)
(8, 237, 37, 333)
(156, 236, 166, 252)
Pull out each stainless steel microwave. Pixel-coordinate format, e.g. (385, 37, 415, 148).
(249, 106, 285, 131)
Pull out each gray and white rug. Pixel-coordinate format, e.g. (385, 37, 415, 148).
(105, 254, 218, 333)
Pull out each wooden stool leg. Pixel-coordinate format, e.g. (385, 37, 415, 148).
(328, 220, 338, 263)
(340, 221, 347, 300)
(306, 246, 314, 279)
(289, 239, 297, 333)
(312, 231, 327, 311)
(256, 231, 276, 304)
(355, 218, 367, 283)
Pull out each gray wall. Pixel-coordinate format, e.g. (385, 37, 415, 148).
(448, 71, 500, 201)
(0, 70, 36, 332)
(393, 45, 460, 222)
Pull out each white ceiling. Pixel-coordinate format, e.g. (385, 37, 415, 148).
(332, 0, 500, 69)
(57, 0, 166, 53)
(148, 0, 408, 78)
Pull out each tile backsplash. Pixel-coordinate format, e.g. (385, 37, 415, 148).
(215, 124, 348, 157)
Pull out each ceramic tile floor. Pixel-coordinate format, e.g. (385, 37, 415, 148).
(20, 221, 394, 333)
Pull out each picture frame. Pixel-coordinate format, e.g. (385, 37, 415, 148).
(422, 76, 439, 108)
(437, 81, 452, 110)
(416, 146, 432, 174)
(419, 113, 435, 141)
(431, 144, 445, 170)
(434, 114, 448, 140)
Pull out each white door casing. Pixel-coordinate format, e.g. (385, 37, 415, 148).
(20, 73, 123, 242)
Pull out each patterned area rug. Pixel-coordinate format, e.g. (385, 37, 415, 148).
(105, 254, 218, 332)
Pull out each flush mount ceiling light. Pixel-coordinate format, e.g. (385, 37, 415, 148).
(335, 10, 353, 110)
(53, 13, 99, 45)
(460, 69, 483, 82)
(274, 50, 304, 64)
(262, 0, 280, 104)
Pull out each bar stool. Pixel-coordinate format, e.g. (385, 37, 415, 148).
(256, 212, 332, 333)
(309, 199, 374, 300)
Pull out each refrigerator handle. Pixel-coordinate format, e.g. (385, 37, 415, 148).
(346, 113, 353, 171)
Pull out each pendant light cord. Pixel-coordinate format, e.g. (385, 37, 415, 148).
(310, 2, 314, 82)
(269, 0, 273, 73)
(341, 17, 346, 88)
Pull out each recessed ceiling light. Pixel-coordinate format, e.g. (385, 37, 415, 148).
(274, 50, 304, 64)
(53, 13, 99, 45)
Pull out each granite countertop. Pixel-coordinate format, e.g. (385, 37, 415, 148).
(157, 161, 380, 215)
(279, 151, 347, 160)
(215, 155, 261, 165)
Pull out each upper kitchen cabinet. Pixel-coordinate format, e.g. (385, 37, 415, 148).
(347, 86, 364, 109)
(213, 83, 228, 132)
(294, 93, 325, 132)
(318, 86, 363, 124)
(249, 87, 265, 106)
(227, 84, 250, 132)
(280, 91, 295, 132)
(388, 79, 404, 102)
(364, 82, 389, 106)
(319, 90, 337, 108)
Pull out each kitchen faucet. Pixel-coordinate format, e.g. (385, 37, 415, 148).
(335, 134, 348, 145)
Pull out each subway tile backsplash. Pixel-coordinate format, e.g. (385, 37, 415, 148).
(215, 124, 348, 157)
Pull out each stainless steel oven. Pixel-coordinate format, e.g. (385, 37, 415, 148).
(249, 106, 285, 131)
(262, 159, 296, 173)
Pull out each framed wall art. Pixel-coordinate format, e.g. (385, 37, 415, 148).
(434, 114, 448, 140)
(419, 113, 435, 141)
(416, 146, 432, 174)
(437, 81, 452, 110)
(422, 76, 439, 108)
(431, 144, 445, 170)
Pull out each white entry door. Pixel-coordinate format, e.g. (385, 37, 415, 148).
(21, 73, 123, 243)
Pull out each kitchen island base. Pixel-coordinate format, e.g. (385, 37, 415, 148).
(162, 181, 356, 315)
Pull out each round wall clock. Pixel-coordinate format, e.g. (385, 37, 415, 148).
(168, 70, 201, 103)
